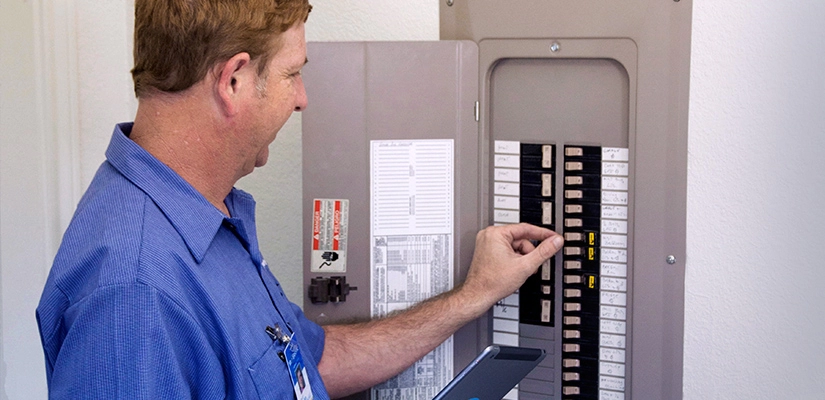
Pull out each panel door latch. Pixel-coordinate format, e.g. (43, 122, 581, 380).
(308, 276, 357, 304)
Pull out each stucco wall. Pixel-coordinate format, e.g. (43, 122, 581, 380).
(683, 1, 825, 398)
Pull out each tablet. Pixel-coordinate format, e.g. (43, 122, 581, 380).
(432, 345, 546, 400)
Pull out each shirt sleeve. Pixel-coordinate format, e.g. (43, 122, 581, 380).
(47, 283, 225, 399)
(288, 301, 326, 363)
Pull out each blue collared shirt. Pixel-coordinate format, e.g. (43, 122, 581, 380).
(36, 123, 329, 399)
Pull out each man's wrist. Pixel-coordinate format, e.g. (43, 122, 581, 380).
(449, 281, 499, 321)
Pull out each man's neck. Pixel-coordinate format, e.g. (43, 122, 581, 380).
(130, 93, 237, 216)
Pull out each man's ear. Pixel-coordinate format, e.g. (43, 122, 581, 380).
(215, 52, 253, 116)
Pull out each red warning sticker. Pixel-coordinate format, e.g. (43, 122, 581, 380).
(310, 199, 348, 273)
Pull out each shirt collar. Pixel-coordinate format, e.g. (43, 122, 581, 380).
(105, 122, 257, 263)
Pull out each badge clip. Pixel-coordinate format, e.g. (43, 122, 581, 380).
(265, 324, 291, 344)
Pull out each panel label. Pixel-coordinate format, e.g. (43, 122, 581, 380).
(600, 390, 626, 400)
(601, 220, 628, 234)
(600, 319, 627, 335)
(601, 305, 628, 321)
(601, 262, 628, 278)
(602, 147, 630, 162)
(494, 209, 520, 224)
(601, 234, 628, 249)
(600, 348, 626, 363)
(495, 168, 521, 182)
(494, 182, 520, 196)
(601, 249, 628, 263)
(310, 199, 349, 273)
(599, 376, 626, 391)
(602, 176, 629, 191)
(494, 154, 520, 168)
(601, 277, 627, 292)
(370, 140, 454, 399)
(600, 333, 627, 349)
(601, 205, 629, 219)
(602, 162, 629, 176)
(601, 291, 628, 306)
(602, 191, 629, 205)
(600, 361, 627, 377)
(494, 195, 520, 210)
(494, 140, 521, 154)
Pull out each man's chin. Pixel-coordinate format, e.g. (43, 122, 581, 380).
(254, 148, 270, 168)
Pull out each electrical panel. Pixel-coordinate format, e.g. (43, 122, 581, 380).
(301, 1, 690, 399)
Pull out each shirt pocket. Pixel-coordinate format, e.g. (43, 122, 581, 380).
(248, 341, 295, 400)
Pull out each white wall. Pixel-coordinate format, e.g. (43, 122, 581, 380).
(683, 1, 825, 398)
(1, 1, 49, 398)
(2, 0, 823, 398)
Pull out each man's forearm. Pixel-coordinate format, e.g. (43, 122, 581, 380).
(318, 284, 485, 398)
(317, 224, 564, 399)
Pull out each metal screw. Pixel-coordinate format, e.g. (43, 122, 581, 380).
(550, 42, 560, 53)
(447, 0, 454, 6)
(666, 255, 676, 265)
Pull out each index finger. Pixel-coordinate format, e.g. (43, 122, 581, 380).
(501, 223, 556, 242)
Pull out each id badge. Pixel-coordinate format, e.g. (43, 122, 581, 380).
(284, 333, 314, 400)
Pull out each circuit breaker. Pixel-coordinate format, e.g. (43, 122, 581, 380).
(301, 1, 690, 399)
(491, 142, 633, 399)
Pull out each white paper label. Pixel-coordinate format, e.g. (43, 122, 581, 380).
(601, 277, 627, 292)
(494, 140, 521, 154)
(601, 249, 628, 263)
(602, 191, 629, 205)
(494, 318, 519, 334)
(601, 291, 628, 306)
(494, 154, 520, 168)
(602, 147, 629, 161)
(600, 390, 626, 400)
(370, 140, 454, 400)
(494, 182, 520, 196)
(601, 262, 628, 278)
(494, 305, 519, 320)
(602, 176, 629, 191)
(601, 234, 628, 249)
(494, 195, 520, 210)
(600, 333, 627, 349)
(601, 306, 627, 321)
(600, 348, 626, 363)
(601, 220, 628, 234)
(601, 205, 629, 220)
(600, 361, 626, 377)
(494, 168, 521, 182)
(602, 162, 629, 176)
(600, 376, 626, 391)
(494, 209, 520, 224)
(493, 332, 519, 347)
(600, 319, 627, 335)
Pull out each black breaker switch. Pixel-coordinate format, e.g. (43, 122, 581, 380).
(308, 276, 357, 304)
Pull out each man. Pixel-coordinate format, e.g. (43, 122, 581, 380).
(36, 0, 564, 398)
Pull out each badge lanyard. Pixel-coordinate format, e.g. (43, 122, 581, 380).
(266, 326, 314, 400)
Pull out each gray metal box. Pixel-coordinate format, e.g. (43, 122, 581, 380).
(302, 2, 690, 398)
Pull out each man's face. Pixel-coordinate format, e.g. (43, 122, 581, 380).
(242, 22, 308, 173)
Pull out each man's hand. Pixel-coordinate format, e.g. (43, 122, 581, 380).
(318, 223, 563, 398)
(457, 223, 564, 314)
